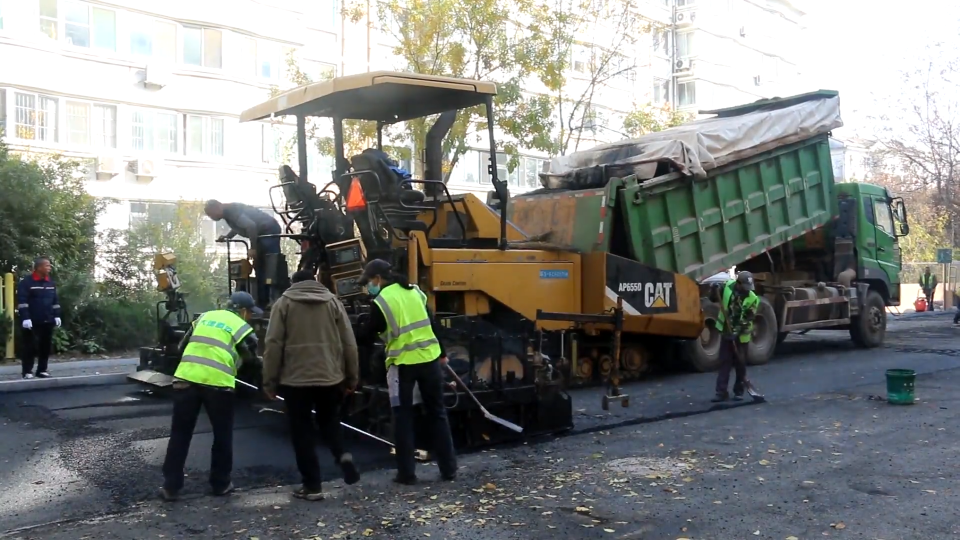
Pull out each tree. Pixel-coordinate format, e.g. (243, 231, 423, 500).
(621, 103, 691, 138)
(375, 0, 560, 179)
(870, 172, 949, 262)
(0, 139, 102, 350)
(873, 44, 960, 246)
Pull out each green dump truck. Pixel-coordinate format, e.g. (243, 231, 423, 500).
(509, 90, 909, 373)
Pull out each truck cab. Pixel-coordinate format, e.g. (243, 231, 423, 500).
(835, 182, 909, 306)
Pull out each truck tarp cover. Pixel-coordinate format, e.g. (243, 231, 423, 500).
(541, 93, 842, 190)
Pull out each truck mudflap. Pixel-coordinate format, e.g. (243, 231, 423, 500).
(581, 252, 702, 339)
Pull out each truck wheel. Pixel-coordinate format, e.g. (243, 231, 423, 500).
(680, 299, 722, 372)
(850, 290, 886, 348)
(746, 297, 778, 365)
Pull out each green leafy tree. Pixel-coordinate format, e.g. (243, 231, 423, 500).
(622, 103, 691, 138)
(375, 0, 560, 178)
(0, 138, 102, 351)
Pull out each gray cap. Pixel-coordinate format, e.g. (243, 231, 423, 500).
(228, 291, 263, 316)
(736, 271, 755, 292)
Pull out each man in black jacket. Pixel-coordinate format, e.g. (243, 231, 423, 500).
(16, 257, 61, 379)
(204, 200, 282, 308)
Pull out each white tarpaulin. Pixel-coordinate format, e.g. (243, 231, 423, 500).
(541, 94, 843, 189)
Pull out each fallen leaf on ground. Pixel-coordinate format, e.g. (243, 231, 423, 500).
(604, 529, 616, 533)
(786, 536, 799, 540)
(832, 522, 846, 530)
(718, 464, 736, 469)
(363, 530, 374, 537)
(575, 506, 591, 513)
(758, 460, 771, 466)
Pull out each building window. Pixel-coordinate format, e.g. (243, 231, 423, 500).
(572, 45, 592, 74)
(129, 15, 177, 62)
(301, 59, 337, 81)
(130, 109, 178, 153)
(186, 116, 224, 157)
(652, 28, 669, 56)
(677, 0, 695, 6)
(65, 101, 117, 148)
(262, 124, 281, 164)
(478, 152, 508, 185)
(39, 0, 58, 40)
(129, 201, 178, 229)
(34, 0, 116, 50)
(676, 32, 694, 58)
(258, 42, 294, 80)
(183, 26, 222, 68)
(14, 92, 58, 142)
(653, 78, 670, 104)
(523, 157, 543, 189)
(238, 37, 258, 78)
(678, 81, 696, 107)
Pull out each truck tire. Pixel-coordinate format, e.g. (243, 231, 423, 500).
(850, 290, 886, 348)
(745, 297, 778, 366)
(680, 299, 723, 373)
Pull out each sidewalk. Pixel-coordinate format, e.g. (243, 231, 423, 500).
(0, 357, 137, 381)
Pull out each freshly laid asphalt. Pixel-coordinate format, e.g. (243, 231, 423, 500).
(1, 311, 959, 539)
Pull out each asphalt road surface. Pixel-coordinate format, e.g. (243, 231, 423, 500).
(2, 311, 959, 539)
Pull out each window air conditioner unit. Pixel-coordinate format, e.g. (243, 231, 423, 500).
(94, 156, 123, 179)
(753, 75, 762, 86)
(675, 11, 696, 26)
(142, 63, 170, 89)
(675, 58, 693, 71)
(130, 158, 161, 180)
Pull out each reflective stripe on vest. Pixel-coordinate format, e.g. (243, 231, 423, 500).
(922, 274, 933, 288)
(715, 280, 760, 344)
(373, 284, 441, 367)
(175, 310, 253, 388)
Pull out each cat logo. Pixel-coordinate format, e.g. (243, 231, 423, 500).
(617, 282, 673, 308)
(645, 282, 673, 308)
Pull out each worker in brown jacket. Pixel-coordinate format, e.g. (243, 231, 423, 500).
(262, 270, 361, 501)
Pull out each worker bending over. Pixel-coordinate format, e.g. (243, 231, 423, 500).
(356, 259, 457, 485)
(160, 292, 261, 502)
(712, 271, 759, 402)
(204, 200, 282, 308)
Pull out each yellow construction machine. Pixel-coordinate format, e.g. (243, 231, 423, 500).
(237, 71, 704, 447)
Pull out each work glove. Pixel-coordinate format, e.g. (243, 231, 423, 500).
(55, 317, 61, 327)
(22, 319, 32, 330)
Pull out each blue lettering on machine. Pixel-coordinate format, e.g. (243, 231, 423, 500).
(540, 269, 570, 279)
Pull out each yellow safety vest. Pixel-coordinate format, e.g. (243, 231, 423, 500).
(373, 283, 442, 368)
(175, 310, 253, 388)
(714, 279, 760, 344)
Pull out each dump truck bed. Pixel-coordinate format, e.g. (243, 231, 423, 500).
(510, 91, 841, 282)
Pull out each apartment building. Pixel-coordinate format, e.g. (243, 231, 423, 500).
(0, 0, 339, 241)
(0, 0, 812, 229)
(668, 0, 806, 112)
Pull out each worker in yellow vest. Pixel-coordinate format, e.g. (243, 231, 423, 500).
(712, 271, 760, 402)
(160, 292, 262, 502)
(357, 259, 457, 485)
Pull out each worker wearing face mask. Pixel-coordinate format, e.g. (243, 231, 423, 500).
(355, 259, 457, 485)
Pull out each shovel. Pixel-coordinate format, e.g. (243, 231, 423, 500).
(443, 364, 524, 433)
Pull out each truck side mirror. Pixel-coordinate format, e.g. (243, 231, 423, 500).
(899, 221, 910, 236)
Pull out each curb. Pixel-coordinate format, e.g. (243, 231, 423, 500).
(0, 357, 138, 375)
(0, 373, 132, 393)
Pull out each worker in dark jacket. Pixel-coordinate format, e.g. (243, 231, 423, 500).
(16, 257, 61, 379)
(355, 259, 457, 485)
(204, 200, 282, 309)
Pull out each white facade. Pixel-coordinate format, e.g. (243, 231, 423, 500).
(669, 0, 805, 113)
(0, 0, 339, 236)
(831, 137, 880, 182)
(0, 0, 814, 228)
